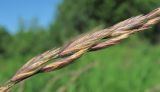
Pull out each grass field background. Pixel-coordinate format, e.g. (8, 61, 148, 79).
(1, 37, 160, 92)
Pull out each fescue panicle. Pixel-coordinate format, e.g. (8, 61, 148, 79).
(0, 7, 160, 92)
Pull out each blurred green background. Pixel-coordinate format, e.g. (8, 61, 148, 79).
(0, 0, 160, 92)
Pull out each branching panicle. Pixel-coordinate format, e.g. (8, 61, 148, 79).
(0, 7, 160, 92)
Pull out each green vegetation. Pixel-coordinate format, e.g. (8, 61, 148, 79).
(0, 0, 160, 92)
(1, 41, 160, 92)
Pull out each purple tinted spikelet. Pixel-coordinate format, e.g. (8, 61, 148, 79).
(0, 7, 160, 92)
